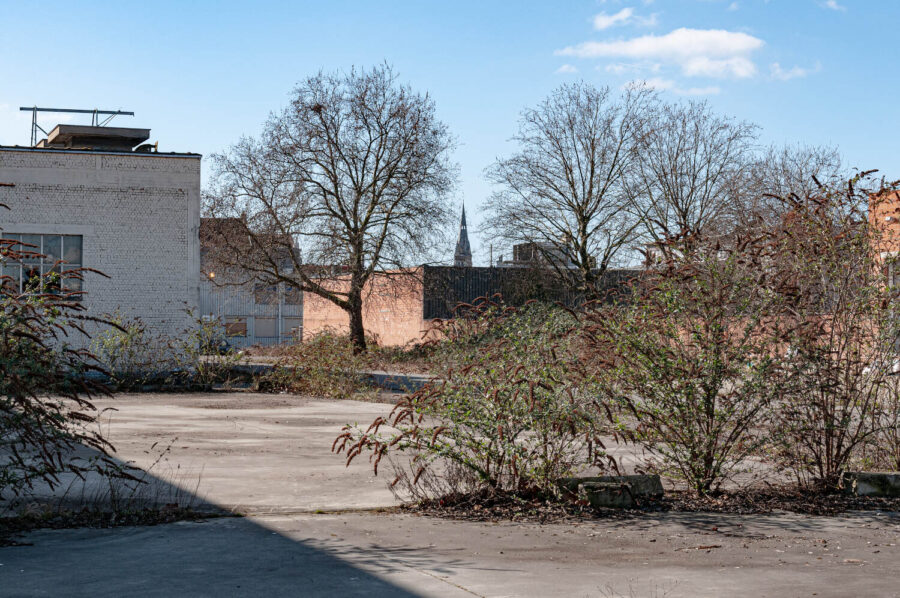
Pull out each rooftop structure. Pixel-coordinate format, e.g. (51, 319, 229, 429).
(496, 241, 576, 269)
(14, 106, 168, 154)
(35, 124, 151, 151)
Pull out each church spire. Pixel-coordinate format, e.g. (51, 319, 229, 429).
(454, 204, 473, 267)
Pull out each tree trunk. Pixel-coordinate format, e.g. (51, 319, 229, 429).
(347, 292, 367, 355)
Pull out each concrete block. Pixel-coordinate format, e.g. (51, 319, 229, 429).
(579, 482, 634, 509)
(560, 474, 664, 498)
(841, 472, 900, 497)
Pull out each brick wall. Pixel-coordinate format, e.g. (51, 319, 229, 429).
(871, 190, 900, 256)
(302, 269, 427, 347)
(0, 148, 201, 339)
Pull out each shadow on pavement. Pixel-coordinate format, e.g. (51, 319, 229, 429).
(1, 516, 435, 598)
(0, 453, 442, 597)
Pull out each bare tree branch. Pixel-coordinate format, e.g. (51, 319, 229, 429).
(482, 83, 654, 296)
(204, 64, 457, 352)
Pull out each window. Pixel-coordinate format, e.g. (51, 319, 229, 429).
(1, 234, 83, 296)
(224, 317, 247, 337)
(283, 317, 302, 340)
(253, 284, 277, 305)
(255, 317, 277, 338)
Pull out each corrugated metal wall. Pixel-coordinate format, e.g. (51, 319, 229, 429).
(422, 266, 641, 319)
(199, 279, 303, 348)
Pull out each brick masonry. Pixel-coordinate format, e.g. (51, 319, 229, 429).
(0, 147, 201, 340)
(302, 270, 430, 347)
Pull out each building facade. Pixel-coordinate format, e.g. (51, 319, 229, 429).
(199, 278, 303, 348)
(198, 217, 304, 347)
(0, 126, 201, 339)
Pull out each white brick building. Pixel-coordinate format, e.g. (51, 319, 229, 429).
(0, 126, 201, 339)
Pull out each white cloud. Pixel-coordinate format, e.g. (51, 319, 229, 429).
(641, 77, 674, 90)
(823, 0, 846, 11)
(604, 61, 661, 75)
(556, 27, 765, 79)
(683, 56, 757, 78)
(594, 8, 634, 30)
(555, 64, 578, 74)
(728, 2, 739, 11)
(770, 61, 822, 81)
(593, 7, 658, 30)
(634, 13, 659, 27)
(639, 77, 721, 96)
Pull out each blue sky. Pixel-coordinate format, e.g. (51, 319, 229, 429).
(1, 0, 897, 263)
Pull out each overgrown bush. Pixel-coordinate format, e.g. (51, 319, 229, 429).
(861, 375, 900, 472)
(0, 231, 124, 498)
(582, 237, 785, 495)
(767, 174, 900, 489)
(334, 300, 613, 498)
(90, 313, 176, 389)
(577, 174, 900, 494)
(90, 309, 241, 391)
(257, 331, 375, 399)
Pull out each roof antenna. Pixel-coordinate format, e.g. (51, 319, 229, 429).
(19, 107, 134, 146)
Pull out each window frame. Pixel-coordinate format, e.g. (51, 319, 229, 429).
(1, 233, 84, 297)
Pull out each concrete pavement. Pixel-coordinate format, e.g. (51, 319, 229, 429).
(4, 510, 900, 597)
(4, 392, 900, 597)
(28, 392, 403, 514)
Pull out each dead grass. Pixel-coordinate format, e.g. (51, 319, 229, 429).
(402, 484, 900, 523)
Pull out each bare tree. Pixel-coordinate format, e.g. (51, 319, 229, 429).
(205, 65, 456, 353)
(483, 83, 654, 295)
(735, 143, 844, 230)
(627, 100, 758, 247)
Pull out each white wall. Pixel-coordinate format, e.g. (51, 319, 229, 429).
(0, 148, 201, 339)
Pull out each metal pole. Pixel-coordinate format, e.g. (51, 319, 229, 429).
(19, 107, 133, 116)
(278, 283, 284, 342)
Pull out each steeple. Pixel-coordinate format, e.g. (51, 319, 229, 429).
(454, 204, 473, 267)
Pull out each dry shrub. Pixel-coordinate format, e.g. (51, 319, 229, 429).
(90, 309, 241, 391)
(859, 375, 900, 472)
(0, 228, 127, 498)
(581, 235, 785, 495)
(334, 299, 616, 498)
(258, 331, 375, 399)
(767, 174, 900, 488)
(582, 172, 900, 493)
